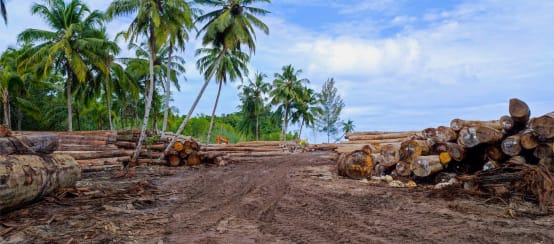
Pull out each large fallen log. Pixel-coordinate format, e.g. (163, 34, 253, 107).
(520, 129, 540, 150)
(501, 134, 522, 157)
(0, 134, 59, 155)
(509, 98, 531, 124)
(337, 147, 373, 180)
(411, 155, 444, 177)
(399, 140, 430, 162)
(345, 131, 422, 141)
(53, 150, 129, 160)
(0, 154, 81, 213)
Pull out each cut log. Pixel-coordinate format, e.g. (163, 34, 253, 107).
(447, 143, 466, 162)
(529, 112, 554, 140)
(346, 131, 422, 141)
(507, 155, 527, 164)
(399, 140, 430, 162)
(76, 156, 130, 166)
(395, 161, 411, 177)
(483, 160, 499, 171)
(509, 98, 531, 124)
(187, 152, 201, 166)
(53, 150, 128, 160)
(450, 119, 502, 132)
(379, 143, 401, 167)
(485, 144, 506, 162)
(457, 126, 504, 148)
(501, 135, 522, 157)
(436, 126, 458, 142)
(540, 158, 553, 173)
(58, 144, 118, 152)
(168, 155, 181, 167)
(0, 154, 80, 213)
(439, 152, 452, 165)
(534, 143, 553, 160)
(411, 155, 443, 177)
(337, 150, 373, 180)
(58, 139, 107, 145)
(499, 115, 516, 132)
(173, 141, 185, 152)
(0, 134, 59, 155)
(114, 141, 137, 149)
(137, 159, 168, 165)
(520, 129, 540, 150)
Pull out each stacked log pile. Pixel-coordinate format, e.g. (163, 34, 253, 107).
(329, 98, 554, 207)
(199, 141, 302, 166)
(1, 127, 81, 212)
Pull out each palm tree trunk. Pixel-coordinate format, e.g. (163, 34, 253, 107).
(75, 105, 81, 131)
(282, 105, 289, 141)
(132, 33, 157, 163)
(161, 43, 173, 138)
(66, 70, 73, 131)
(161, 49, 226, 158)
(16, 105, 22, 130)
(298, 118, 305, 140)
(255, 114, 259, 141)
(206, 80, 223, 145)
(107, 95, 113, 130)
(2, 91, 10, 129)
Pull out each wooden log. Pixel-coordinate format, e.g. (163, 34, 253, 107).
(448, 143, 466, 162)
(0, 134, 59, 155)
(59, 135, 112, 142)
(168, 155, 181, 167)
(140, 151, 163, 158)
(371, 153, 385, 166)
(379, 143, 401, 167)
(501, 134, 522, 156)
(337, 150, 373, 180)
(114, 141, 137, 149)
(411, 155, 444, 177)
(436, 126, 458, 142)
(346, 131, 423, 141)
(399, 140, 430, 162)
(187, 152, 201, 166)
(395, 161, 411, 176)
(482, 160, 499, 171)
(0, 124, 12, 137)
(529, 112, 554, 140)
(173, 140, 185, 152)
(450, 119, 502, 132)
(137, 158, 168, 165)
(534, 143, 553, 160)
(439, 152, 452, 165)
(457, 126, 504, 148)
(485, 144, 506, 162)
(147, 144, 166, 151)
(201, 146, 285, 152)
(58, 144, 118, 151)
(76, 156, 130, 166)
(53, 150, 128, 160)
(0, 154, 81, 213)
(539, 158, 553, 173)
(499, 115, 516, 133)
(507, 155, 527, 164)
(509, 98, 530, 124)
(520, 129, 540, 150)
(422, 128, 437, 138)
(58, 139, 107, 145)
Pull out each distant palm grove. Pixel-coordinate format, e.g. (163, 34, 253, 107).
(0, 0, 349, 146)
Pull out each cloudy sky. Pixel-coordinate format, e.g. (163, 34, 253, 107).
(1, 0, 553, 141)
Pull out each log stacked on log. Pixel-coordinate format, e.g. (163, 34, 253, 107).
(1, 131, 81, 213)
(333, 98, 554, 207)
(199, 141, 302, 166)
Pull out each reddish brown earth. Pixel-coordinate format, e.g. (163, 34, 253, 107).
(1, 153, 553, 243)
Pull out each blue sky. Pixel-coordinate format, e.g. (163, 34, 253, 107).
(1, 0, 553, 141)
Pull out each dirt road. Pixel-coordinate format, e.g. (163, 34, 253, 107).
(1, 153, 553, 243)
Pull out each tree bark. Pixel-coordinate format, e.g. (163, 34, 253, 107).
(0, 134, 59, 155)
(206, 80, 223, 145)
(337, 150, 373, 180)
(0, 154, 80, 213)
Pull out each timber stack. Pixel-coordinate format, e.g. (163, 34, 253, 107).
(328, 98, 554, 208)
(199, 140, 302, 166)
(1, 126, 81, 213)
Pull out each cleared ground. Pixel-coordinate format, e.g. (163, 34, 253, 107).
(1, 153, 553, 243)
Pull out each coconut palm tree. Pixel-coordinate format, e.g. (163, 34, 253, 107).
(196, 45, 249, 144)
(0, 47, 25, 128)
(164, 0, 269, 153)
(160, 1, 195, 137)
(108, 0, 191, 163)
(342, 119, 355, 138)
(291, 86, 321, 140)
(238, 72, 270, 140)
(1, 0, 7, 24)
(270, 64, 308, 141)
(18, 0, 116, 131)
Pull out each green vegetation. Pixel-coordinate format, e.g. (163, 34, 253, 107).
(0, 0, 351, 145)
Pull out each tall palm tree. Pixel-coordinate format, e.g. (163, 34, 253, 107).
(18, 0, 116, 131)
(108, 0, 190, 163)
(1, 0, 7, 24)
(292, 87, 321, 140)
(0, 47, 25, 128)
(270, 64, 308, 141)
(164, 0, 269, 153)
(239, 72, 270, 140)
(196, 45, 249, 144)
(342, 119, 355, 138)
(160, 1, 195, 137)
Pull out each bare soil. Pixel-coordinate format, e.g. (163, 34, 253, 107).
(1, 153, 553, 243)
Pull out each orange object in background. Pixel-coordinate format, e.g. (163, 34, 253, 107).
(216, 135, 229, 144)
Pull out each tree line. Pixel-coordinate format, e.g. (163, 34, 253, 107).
(0, 0, 353, 155)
